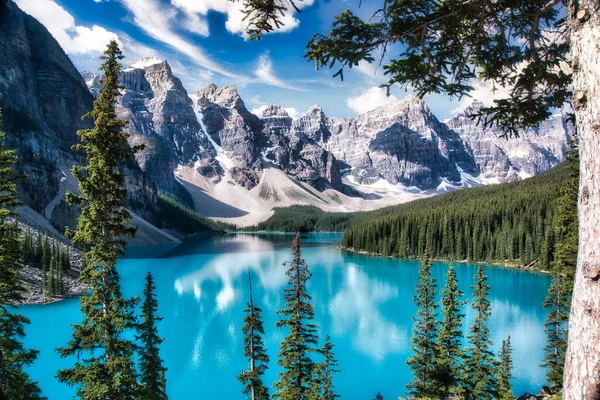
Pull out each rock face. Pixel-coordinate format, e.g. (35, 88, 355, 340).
(3, 0, 571, 224)
(190, 84, 344, 190)
(80, 70, 101, 97)
(324, 96, 480, 189)
(0, 1, 158, 223)
(102, 70, 572, 195)
(117, 59, 219, 197)
(445, 100, 572, 182)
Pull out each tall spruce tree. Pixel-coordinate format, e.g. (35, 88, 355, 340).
(47, 257, 55, 298)
(274, 232, 319, 400)
(0, 112, 44, 399)
(57, 40, 140, 399)
(464, 266, 498, 399)
(542, 145, 578, 389)
(238, 273, 269, 400)
(406, 250, 440, 398)
(137, 272, 167, 400)
(436, 263, 466, 398)
(312, 334, 340, 400)
(497, 336, 513, 400)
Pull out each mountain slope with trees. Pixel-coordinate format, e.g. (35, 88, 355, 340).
(340, 161, 571, 268)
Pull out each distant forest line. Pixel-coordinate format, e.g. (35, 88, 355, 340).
(247, 162, 571, 269)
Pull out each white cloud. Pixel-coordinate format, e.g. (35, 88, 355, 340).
(120, 0, 244, 79)
(120, 34, 159, 62)
(171, 0, 315, 37)
(451, 80, 513, 114)
(251, 105, 304, 119)
(251, 105, 269, 117)
(284, 107, 303, 119)
(354, 60, 380, 77)
(346, 87, 398, 114)
(15, 0, 119, 55)
(255, 53, 307, 91)
(182, 11, 210, 37)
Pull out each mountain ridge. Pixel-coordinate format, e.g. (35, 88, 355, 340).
(0, 0, 572, 228)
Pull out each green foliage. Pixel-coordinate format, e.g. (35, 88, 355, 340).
(373, 393, 383, 400)
(136, 272, 168, 400)
(21, 227, 71, 298)
(341, 163, 570, 265)
(497, 336, 514, 400)
(307, 1, 569, 136)
(241, 0, 571, 136)
(542, 146, 578, 389)
(0, 307, 45, 399)
(435, 263, 466, 398)
(0, 111, 44, 399)
(0, 124, 24, 305)
(233, 0, 301, 40)
(464, 266, 498, 399)
(274, 233, 319, 400)
(57, 40, 140, 399)
(157, 190, 233, 234)
(248, 206, 360, 232)
(312, 334, 341, 400)
(406, 251, 441, 398)
(238, 273, 270, 400)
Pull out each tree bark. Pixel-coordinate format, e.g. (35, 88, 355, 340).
(563, 1, 600, 398)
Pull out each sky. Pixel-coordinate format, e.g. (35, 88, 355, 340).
(12, 0, 511, 120)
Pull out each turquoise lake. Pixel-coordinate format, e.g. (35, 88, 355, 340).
(19, 233, 551, 399)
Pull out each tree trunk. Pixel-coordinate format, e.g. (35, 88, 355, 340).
(563, 1, 600, 398)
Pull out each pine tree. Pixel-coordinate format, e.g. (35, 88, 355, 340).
(41, 235, 50, 269)
(57, 40, 140, 399)
(541, 272, 570, 389)
(406, 250, 440, 398)
(497, 336, 513, 400)
(34, 231, 42, 265)
(47, 257, 55, 298)
(136, 272, 167, 400)
(436, 263, 466, 398)
(42, 262, 47, 298)
(312, 334, 340, 400)
(238, 273, 269, 400)
(0, 307, 45, 399)
(0, 111, 44, 398)
(274, 232, 319, 400)
(464, 266, 498, 399)
(373, 393, 383, 400)
(542, 145, 578, 389)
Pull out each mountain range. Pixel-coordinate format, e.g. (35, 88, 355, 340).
(1, 1, 572, 230)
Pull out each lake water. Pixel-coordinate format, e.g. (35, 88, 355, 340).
(19, 233, 550, 399)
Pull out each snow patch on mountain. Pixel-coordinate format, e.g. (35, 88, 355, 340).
(124, 57, 164, 72)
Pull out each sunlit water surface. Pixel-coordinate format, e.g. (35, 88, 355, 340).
(19, 233, 550, 399)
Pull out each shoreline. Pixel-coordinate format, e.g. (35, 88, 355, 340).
(339, 246, 551, 274)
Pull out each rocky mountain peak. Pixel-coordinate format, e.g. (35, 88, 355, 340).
(196, 84, 244, 110)
(459, 99, 485, 116)
(260, 104, 290, 118)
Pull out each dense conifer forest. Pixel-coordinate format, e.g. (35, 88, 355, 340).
(340, 162, 570, 268)
(250, 162, 571, 269)
(156, 191, 233, 234)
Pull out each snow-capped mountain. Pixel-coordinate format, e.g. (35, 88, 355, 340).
(0, 0, 571, 228)
(91, 57, 571, 224)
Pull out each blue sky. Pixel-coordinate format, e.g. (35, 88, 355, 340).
(13, 0, 505, 119)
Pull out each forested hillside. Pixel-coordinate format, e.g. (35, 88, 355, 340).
(250, 162, 571, 268)
(341, 162, 571, 268)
